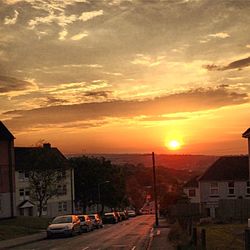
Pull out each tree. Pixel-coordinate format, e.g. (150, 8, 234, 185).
(70, 156, 128, 213)
(29, 169, 64, 217)
(18, 145, 69, 217)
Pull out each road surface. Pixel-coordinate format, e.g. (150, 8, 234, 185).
(12, 215, 155, 250)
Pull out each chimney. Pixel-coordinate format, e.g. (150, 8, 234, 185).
(242, 128, 250, 180)
(43, 143, 51, 149)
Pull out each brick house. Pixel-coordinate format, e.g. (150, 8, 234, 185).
(0, 122, 16, 218)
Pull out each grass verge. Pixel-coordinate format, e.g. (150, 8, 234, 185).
(0, 216, 51, 241)
(198, 223, 246, 250)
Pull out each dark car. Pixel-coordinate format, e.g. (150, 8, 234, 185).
(114, 211, 122, 222)
(47, 215, 81, 238)
(78, 215, 93, 232)
(88, 214, 103, 229)
(102, 212, 118, 224)
(119, 211, 128, 220)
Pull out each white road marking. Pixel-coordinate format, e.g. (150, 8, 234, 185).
(150, 227, 154, 237)
(131, 246, 136, 250)
(82, 247, 89, 250)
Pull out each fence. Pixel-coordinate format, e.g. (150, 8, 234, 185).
(218, 199, 250, 222)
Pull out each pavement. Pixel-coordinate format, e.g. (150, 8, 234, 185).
(148, 217, 174, 250)
(0, 216, 174, 250)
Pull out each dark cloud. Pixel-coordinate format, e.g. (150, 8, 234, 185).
(84, 90, 112, 98)
(3, 86, 248, 130)
(204, 56, 250, 71)
(45, 96, 68, 106)
(0, 75, 34, 93)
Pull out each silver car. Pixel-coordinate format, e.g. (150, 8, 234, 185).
(47, 215, 81, 238)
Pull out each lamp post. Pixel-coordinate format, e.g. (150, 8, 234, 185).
(97, 180, 110, 214)
(152, 152, 159, 227)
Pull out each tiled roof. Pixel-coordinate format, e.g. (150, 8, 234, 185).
(0, 121, 15, 140)
(242, 128, 250, 138)
(199, 156, 249, 181)
(14, 146, 69, 171)
(183, 175, 199, 188)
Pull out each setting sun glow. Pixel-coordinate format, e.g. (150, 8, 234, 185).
(167, 140, 182, 151)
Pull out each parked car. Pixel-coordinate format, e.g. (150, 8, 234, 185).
(88, 214, 103, 229)
(102, 212, 118, 224)
(78, 215, 93, 232)
(115, 211, 122, 222)
(47, 215, 81, 238)
(128, 210, 136, 217)
(119, 211, 128, 220)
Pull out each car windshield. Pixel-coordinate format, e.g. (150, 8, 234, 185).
(52, 216, 72, 224)
(89, 215, 95, 219)
(78, 216, 85, 222)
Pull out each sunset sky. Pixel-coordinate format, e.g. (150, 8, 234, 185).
(0, 0, 249, 155)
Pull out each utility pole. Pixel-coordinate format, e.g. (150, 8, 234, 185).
(152, 152, 159, 227)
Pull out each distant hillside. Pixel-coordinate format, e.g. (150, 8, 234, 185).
(68, 153, 218, 172)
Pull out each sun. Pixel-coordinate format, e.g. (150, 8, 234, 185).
(167, 140, 182, 150)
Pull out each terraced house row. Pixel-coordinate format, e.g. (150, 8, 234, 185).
(0, 121, 75, 218)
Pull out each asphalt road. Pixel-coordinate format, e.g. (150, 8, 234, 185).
(12, 215, 155, 250)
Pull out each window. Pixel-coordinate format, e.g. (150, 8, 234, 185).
(18, 171, 29, 181)
(57, 170, 66, 180)
(19, 188, 30, 201)
(228, 181, 235, 195)
(58, 202, 67, 212)
(62, 185, 67, 195)
(19, 188, 24, 201)
(57, 184, 67, 195)
(188, 189, 196, 197)
(210, 182, 219, 196)
(247, 181, 250, 194)
(42, 205, 47, 216)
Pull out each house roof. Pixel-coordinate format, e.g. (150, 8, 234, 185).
(199, 156, 249, 181)
(14, 145, 69, 171)
(243, 128, 250, 138)
(183, 175, 199, 188)
(0, 121, 15, 140)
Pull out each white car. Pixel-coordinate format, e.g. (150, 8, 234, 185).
(47, 215, 81, 238)
(127, 210, 136, 217)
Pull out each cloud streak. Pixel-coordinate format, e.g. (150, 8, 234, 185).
(4, 86, 248, 130)
(204, 56, 250, 71)
(0, 75, 36, 94)
(4, 10, 19, 25)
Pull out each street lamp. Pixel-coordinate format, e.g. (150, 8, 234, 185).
(97, 180, 110, 214)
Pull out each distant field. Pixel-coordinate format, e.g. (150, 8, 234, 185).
(67, 153, 218, 171)
(0, 217, 51, 241)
